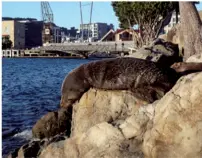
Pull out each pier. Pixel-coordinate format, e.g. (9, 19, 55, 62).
(2, 41, 136, 58)
(39, 41, 135, 58)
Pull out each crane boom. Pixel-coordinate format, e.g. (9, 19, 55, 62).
(41, 2, 54, 23)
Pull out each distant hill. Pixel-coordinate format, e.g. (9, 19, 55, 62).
(2, 17, 38, 21)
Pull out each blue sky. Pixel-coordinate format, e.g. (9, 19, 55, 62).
(2, 1, 202, 30)
(2, 1, 120, 29)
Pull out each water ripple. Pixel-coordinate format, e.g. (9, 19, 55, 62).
(2, 58, 100, 155)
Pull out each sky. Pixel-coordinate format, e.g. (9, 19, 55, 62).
(2, 1, 120, 29)
(2, 1, 202, 30)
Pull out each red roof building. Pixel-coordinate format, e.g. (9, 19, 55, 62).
(100, 29, 139, 42)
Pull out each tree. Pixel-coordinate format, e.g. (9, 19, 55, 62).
(179, 2, 202, 60)
(2, 35, 12, 49)
(112, 2, 178, 47)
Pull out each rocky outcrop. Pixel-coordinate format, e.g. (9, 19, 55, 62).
(71, 89, 148, 137)
(186, 53, 202, 63)
(39, 140, 65, 158)
(39, 122, 144, 158)
(127, 39, 182, 67)
(32, 108, 71, 139)
(10, 54, 202, 158)
(143, 71, 202, 158)
(37, 70, 202, 158)
(8, 134, 67, 158)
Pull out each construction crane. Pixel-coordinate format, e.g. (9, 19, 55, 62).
(41, 2, 54, 44)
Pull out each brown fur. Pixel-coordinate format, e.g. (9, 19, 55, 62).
(171, 62, 202, 74)
(60, 57, 179, 108)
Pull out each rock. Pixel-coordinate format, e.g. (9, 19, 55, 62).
(32, 108, 71, 139)
(63, 122, 144, 158)
(7, 148, 20, 158)
(11, 53, 202, 157)
(39, 141, 65, 158)
(127, 38, 182, 67)
(17, 141, 41, 158)
(186, 53, 202, 63)
(8, 134, 67, 158)
(143, 72, 202, 158)
(38, 122, 125, 158)
(119, 102, 156, 139)
(71, 88, 148, 137)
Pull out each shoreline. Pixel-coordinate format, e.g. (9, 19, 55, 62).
(2, 56, 117, 59)
(2, 56, 85, 59)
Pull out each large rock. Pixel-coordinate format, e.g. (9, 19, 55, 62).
(186, 53, 202, 63)
(143, 72, 202, 158)
(127, 39, 182, 67)
(10, 53, 202, 157)
(8, 134, 67, 158)
(32, 108, 71, 139)
(39, 122, 144, 158)
(37, 71, 202, 158)
(39, 141, 65, 158)
(71, 88, 148, 137)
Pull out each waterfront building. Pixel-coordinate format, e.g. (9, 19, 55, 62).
(42, 22, 62, 44)
(79, 23, 114, 41)
(61, 27, 79, 43)
(19, 20, 43, 48)
(100, 29, 139, 42)
(53, 26, 61, 43)
(2, 49, 21, 57)
(2, 20, 25, 49)
(61, 27, 78, 37)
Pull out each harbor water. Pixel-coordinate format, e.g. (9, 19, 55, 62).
(2, 57, 101, 156)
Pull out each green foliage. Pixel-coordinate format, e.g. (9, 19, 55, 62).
(2, 36, 12, 49)
(112, 2, 178, 29)
(111, 2, 180, 47)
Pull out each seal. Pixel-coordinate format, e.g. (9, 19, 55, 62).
(171, 62, 202, 74)
(60, 57, 179, 108)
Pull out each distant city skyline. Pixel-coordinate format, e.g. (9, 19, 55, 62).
(2, 1, 202, 30)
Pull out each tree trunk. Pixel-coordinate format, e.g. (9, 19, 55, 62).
(179, 2, 202, 61)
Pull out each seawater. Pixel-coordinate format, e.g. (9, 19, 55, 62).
(2, 57, 101, 156)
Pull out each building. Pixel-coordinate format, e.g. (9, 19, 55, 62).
(164, 12, 180, 34)
(42, 22, 62, 44)
(53, 26, 62, 43)
(100, 29, 139, 42)
(2, 18, 63, 49)
(164, 11, 202, 34)
(79, 23, 114, 41)
(19, 20, 43, 49)
(61, 27, 78, 37)
(60, 27, 78, 43)
(2, 20, 25, 49)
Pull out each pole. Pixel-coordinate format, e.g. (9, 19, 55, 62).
(88, 2, 93, 42)
(80, 2, 83, 42)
